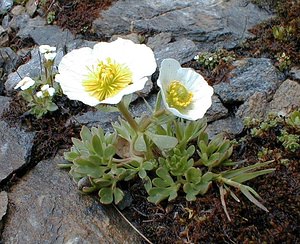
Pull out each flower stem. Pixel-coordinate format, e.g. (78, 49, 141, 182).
(139, 109, 166, 132)
(117, 100, 139, 131)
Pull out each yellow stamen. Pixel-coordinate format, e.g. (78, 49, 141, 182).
(83, 58, 132, 101)
(167, 80, 193, 110)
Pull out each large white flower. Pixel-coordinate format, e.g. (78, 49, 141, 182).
(55, 38, 157, 106)
(14, 77, 35, 90)
(157, 58, 213, 121)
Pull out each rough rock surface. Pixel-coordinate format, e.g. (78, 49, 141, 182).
(0, 191, 8, 230)
(290, 66, 300, 81)
(15, 16, 75, 47)
(0, 0, 13, 15)
(206, 95, 228, 122)
(1, 156, 141, 244)
(0, 47, 18, 74)
(0, 121, 35, 183)
(0, 96, 11, 116)
(154, 38, 198, 66)
(214, 58, 285, 104)
(268, 79, 300, 115)
(93, 0, 272, 50)
(206, 116, 244, 138)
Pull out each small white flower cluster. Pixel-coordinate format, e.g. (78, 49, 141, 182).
(36, 84, 55, 98)
(39, 45, 57, 61)
(14, 77, 35, 90)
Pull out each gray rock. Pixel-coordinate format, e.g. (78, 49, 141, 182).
(0, 191, 8, 230)
(146, 32, 172, 50)
(10, 5, 25, 16)
(9, 13, 31, 32)
(131, 93, 157, 118)
(267, 79, 300, 115)
(5, 48, 41, 93)
(236, 92, 268, 120)
(290, 66, 300, 81)
(110, 33, 142, 44)
(214, 58, 285, 104)
(70, 110, 120, 132)
(25, 0, 37, 17)
(0, 96, 11, 116)
(17, 16, 74, 48)
(1, 14, 10, 29)
(206, 116, 244, 138)
(65, 39, 97, 52)
(206, 95, 228, 122)
(0, 47, 18, 74)
(0, 121, 35, 183)
(155, 38, 198, 66)
(0, 31, 9, 47)
(93, 0, 272, 50)
(1, 156, 141, 243)
(0, 0, 13, 15)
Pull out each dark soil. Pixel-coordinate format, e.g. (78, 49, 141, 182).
(1, 0, 300, 243)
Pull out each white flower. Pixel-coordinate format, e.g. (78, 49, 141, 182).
(41, 84, 50, 91)
(157, 58, 213, 121)
(194, 55, 199, 60)
(55, 38, 157, 106)
(44, 52, 57, 61)
(39, 45, 56, 54)
(36, 91, 44, 98)
(47, 87, 55, 96)
(14, 77, 35, 90)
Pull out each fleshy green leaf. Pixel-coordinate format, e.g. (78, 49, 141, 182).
(99, 187, 114, 204)
(146, 132, 178, 150)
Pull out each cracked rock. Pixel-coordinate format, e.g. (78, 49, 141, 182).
(214, 58, 285, 104)
(1, 155, 141, 243)
(0, 191, 8, 230)
(0, 121, 35, 183)
(93, 0, 272, 50)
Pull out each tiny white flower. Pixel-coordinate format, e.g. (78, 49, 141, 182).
(208, 57, 213, 61)
(157, 58, 214, 121)
(44, 52, 57, 61)
(39, 45, 56, 54)
(36, 91, 44, 98)
(14, 77, 35, 90)
(55, 38, 157, 106)
(41, 84, 50, 91)
(47, 87, 55, 96)
(194, 55, 199, 60)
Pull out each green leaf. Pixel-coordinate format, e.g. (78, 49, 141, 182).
(95, 104, 119, 113)
(104, 145, 116, 159)
(46, 102, 58, 112)
(146, 132, 178, 150)
(138, 168, 147, 179)
(240, 185, 268, 212)
(99, 187, 114, 204)
(231, 169, 275, 183)
(64, 151, 79, 161)
(134, 133, 147, 152)
(92, 135, 103, 156)
(80, 126, 92, 142)
(113, 188, 124, 204)
(156, 167, 174, 185)
(185, 167, 202, 184)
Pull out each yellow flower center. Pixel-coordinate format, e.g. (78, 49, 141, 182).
(167, 80, 193, 110)
(83, 58, 133, 101)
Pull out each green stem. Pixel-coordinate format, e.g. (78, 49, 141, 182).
(117, 101, 139, 131)
(139, 109, 166, 132)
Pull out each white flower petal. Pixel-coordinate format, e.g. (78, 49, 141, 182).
(158, 58, 213, 121)
(44, 52, 56, 61)
(39, 45, 56, 54)
(41, 84, 50, 91)
(56, 39, 156, 106)
(36, 91, 43, 98)
(47, 87, 55, 96)
(14, 77, 36, 90)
